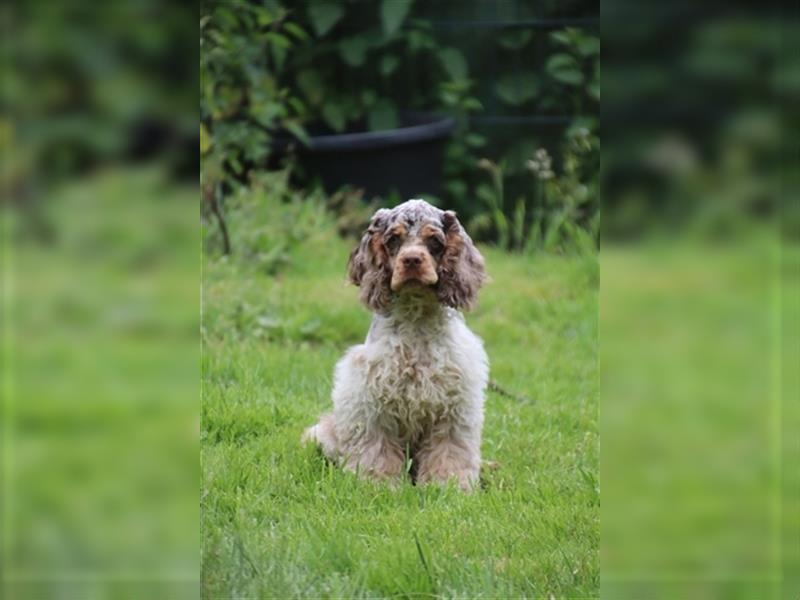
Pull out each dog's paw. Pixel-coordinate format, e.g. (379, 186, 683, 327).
(418, 466, 479, 492)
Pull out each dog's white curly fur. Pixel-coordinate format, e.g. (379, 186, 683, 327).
(303, 200, 488, 491)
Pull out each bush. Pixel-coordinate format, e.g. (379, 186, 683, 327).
(470, 125, 599, 254)
(203, 169, 378, 263)
(200, 0, 599, 253)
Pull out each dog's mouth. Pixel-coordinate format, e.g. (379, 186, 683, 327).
(391, 269, 439, 292)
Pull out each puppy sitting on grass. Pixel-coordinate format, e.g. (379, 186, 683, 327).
(303, 199, 488, 491)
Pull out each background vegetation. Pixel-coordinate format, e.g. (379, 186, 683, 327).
(200, 0, 600, 254)
(4, 5, 200, 598)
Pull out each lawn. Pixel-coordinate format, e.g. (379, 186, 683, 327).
(4, 169, 199, 599)
(600, 236, 794, 599)
(201, 191, 599, 598)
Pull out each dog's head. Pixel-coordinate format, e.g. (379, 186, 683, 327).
(347, 199, 486, 313)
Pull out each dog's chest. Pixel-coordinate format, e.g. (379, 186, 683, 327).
(366, 325, 465, 436)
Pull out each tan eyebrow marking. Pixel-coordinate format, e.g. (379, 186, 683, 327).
(389, 224, 407, 237)
(420, 224, 445, 240)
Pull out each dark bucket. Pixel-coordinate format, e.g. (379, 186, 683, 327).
(273, 112, 455, 200)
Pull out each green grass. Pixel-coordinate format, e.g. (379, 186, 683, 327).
(202, 195, 599, 598)
(600, 236, 794, 599)
(4, 168, 199, 599)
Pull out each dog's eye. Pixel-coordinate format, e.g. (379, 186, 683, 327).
(385, 234, 401, 249)
(428, 238, 445, 254)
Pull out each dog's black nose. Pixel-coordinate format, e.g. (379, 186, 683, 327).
(402, 255, 422, 267)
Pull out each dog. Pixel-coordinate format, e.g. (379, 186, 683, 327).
(303, 199, 488, 491)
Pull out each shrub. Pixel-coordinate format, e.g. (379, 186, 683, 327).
(200, 0, 599, 252)
(472, 125, 599, 254)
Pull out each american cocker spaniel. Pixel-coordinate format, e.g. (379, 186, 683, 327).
(303, 199, 488, 491)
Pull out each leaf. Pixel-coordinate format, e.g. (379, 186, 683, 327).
(438, 47, 467, 80)
(445, 144, 466, 161)
(567, 116, 597, 137)
(546, 53, 584, 86)
(214, 7, 238, 30)
(308, 2, 344, 37)
(322, 103, 346, 132)
(249, 100, 283, 127)
(296, 69, 323, 105)
(283, 120, 310, 146)
(265, 32, 291, 48)
(381, 0, 413, 36)
(255, 7, 275, 27)
(237, 7, 256, 30)
(241, 129, 269, 163)
(497, 30, 533, 50)
(200, 123, 212, 154)
(552, 68, 583, 86)
(339, 35, 369, 66)
(445, 180, 467, 199)
(476, 183, 497, 208)
(466, 133, 486, 148)
(445, 179, 467, 199)
(463, 97, 483, 111)
(549, 30, 572, 47)
(380, 54, 399, 76)
(578, 36, 600, 56)
(408, 29, 433, 51)
(367, 100, 398, 131)
(547, 53, 578, 72)
(524, 217, 543, 254)
(494, 209, 509, 250)
(512, 198, 526, 249)
(544, 212, 565, 252)
(495, 73, 539, 105)
(361, 89, 377, 107)
(283, 22, 308, 41)
(440, 89, 458, 106)
(269, 40, 288, 70)
(288, 96, 306, 115)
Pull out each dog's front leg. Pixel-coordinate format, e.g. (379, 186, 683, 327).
(415, 425, 481, 492)
(341, 427, 405, 484)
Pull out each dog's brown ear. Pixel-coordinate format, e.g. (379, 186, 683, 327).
(347, 209, 393, 312)
(436, 210, 486, 310)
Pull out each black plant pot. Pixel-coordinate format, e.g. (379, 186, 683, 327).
(273, 112, 455, 200)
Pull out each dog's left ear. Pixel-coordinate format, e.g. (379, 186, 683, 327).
(436, 210, 486, 310)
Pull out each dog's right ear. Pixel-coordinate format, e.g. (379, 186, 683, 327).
(347, 209, 392, 312)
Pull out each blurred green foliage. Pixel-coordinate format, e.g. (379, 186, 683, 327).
(599, 6, 798, 597)
(4, 4, 200, 597)
(4, 1, 197, 192)
(602, 9, 799, 240)
(3, 168, 199, 599)
(200, 0, 599, 252)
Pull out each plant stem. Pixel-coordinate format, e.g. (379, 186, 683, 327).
(211, 184, 232, 255)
